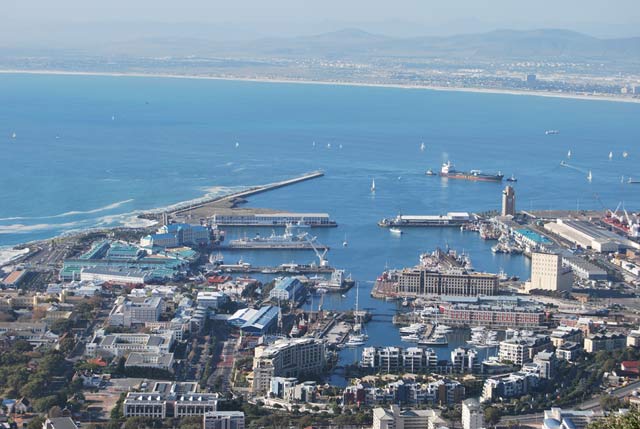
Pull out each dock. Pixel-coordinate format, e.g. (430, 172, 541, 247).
(169, 171, 325, 216)
(217, 243, 329, 250)
(217, 264, 335, 275)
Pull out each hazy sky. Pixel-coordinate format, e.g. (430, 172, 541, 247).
(2, 0, 640, 45)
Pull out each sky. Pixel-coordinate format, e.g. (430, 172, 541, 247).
(2, 0, 639, 48)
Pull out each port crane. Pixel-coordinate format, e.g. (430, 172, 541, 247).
(306, 235, 329, 267)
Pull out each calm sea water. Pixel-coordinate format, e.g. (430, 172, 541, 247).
(2, 73, 639, 381)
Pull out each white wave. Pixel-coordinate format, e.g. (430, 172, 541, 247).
(0, 247, 29, 266)
(0, 221, 82, 234)
(0, 199, 134, 221)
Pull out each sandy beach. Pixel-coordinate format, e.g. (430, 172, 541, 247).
(1, 69, 639, 104)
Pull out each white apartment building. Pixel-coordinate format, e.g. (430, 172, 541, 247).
(252, 337, 325, 393)
(86, 332, 174, 357)
(462, 398, 484, 429)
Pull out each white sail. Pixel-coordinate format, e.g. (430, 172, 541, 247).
(371, 178, 376, 192)
(587, 170, 593, 182)
(420, 142, 425, 151)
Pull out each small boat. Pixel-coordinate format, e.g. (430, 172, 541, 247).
(343, 234, 348, 247)
(567, 149, 572, 158)
(587, 170, 593, 182)
(341, 294, 347, 298)
(235, 142, 240, 148)
(312, 141, 316, 147)
(316, 287, 328, 294)
(560, 160, 568, 166)
(609, 151, 613, 160)
(11, 132, 16, 139)
(623, 151, 629, 158)
(371, 178, 376, 193)
(327, 143, 331, 149)
(628, 178, 640, 184)
(344, 333, 366, 347)
(420, 142, 426, 151)
(111, 115, 115, 121)
(389, 227, 403, 235)
(339, 144, 343, 149)
(425, 168, 436, 176)
(506, 175, 517, 182)
(545, 130, 560, 135)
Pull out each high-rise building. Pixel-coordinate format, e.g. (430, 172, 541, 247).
(462, 398, 484, 429)
(524, 253, 573, 293)
(501, 185, 516, 216)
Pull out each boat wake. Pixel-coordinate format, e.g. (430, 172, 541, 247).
(559, 161, 589, 174)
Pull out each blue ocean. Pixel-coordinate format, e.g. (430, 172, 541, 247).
(1, 73, 639, 378)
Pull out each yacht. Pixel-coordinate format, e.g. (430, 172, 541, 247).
(344, 333, 366, 347)
(420, 334, 448, 346)
(401, 333, 422, 343)
(389, 227, 403, 235)
(434, 324, 452, 334)
(399, 323, 425, 335)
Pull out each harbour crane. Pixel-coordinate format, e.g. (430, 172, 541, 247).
(306, 235, 329, 267)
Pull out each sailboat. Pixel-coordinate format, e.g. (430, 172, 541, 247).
(327, 143, 331, 149)
(609, 151, 613, 160)
(623, 151, 629, 158)
(420, 142, 426, 151)
(11, 132, 16, 139)
(343, 234, 348, 247)
(111, 115, 115, 121)
(567, 149, 572, 158)
(587, 170, 593, 182)
(312, 141, 316, 147)
(339, 144, 343, 149)
(371, 178, 376, 193)
(235, 142, 240, 148)
(345, 282, 367, 347)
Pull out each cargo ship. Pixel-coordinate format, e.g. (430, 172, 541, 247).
(439, 161, 503, 182)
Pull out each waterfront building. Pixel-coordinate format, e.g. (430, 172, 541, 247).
(252, 337, 325, 393)
(125, 352, 174, 371)
(80, 267, 149, 285)
(550, 326, 583, 348)
(240, 305, 280, 335)
(123, 382, 218, 418)
(544, 219, 633, 253)
(627, 329, 640, 347)
(461, 398, 483, 429)
(396, 269, 498, 297)
(140, 223, 211, 248)
(269, 277, 304, 302)
(501, 185, 516, 216)
(450, 347, 480, 373)
(542, 407, 604, 429)
(361, 346, 438, 374)
(556, 341, 582, 362)
(438, 300, 545, 328)
(562, 256, 608, 281)
(86, 332, 174, 358)
(372, 405, 445, 429)
(524, 252, 573, 293)
(481, 372, 539, 402)
(203, 411, 245, 429)
(583, 332, 627, 353)
(530, 351, 556, 379)
(42, 417, 79, 429)
(197, 291, 229, 310)
(108, 296, 164, 327)
(498, 334, 552, 366)
(210, 212, 335, 227)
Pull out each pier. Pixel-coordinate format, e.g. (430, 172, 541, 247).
(169, 170, 325, 216)
(217, 264, 335, 275)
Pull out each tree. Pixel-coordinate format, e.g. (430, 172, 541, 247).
(589, 406, 640, 428)
(27, 416, 45, 429)
(599, 394, 624, 411)
(485, 406, 502, 426)
(48, 405, 63, 417)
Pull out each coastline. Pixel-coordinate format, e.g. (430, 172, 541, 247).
(1, 69, 639, 105)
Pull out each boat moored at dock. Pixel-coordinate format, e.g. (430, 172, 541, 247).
(379, 212, 473, 228)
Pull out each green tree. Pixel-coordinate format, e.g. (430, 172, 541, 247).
(589, 406, 640, 428)
(485, 406, 502, 426)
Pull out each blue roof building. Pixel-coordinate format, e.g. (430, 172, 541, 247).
(241, 305, 280, 335)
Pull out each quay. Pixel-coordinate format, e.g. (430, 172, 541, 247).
(168, 170, 326, 216)
(217, 264, 335, 275)
(216, 242, 329, 251)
